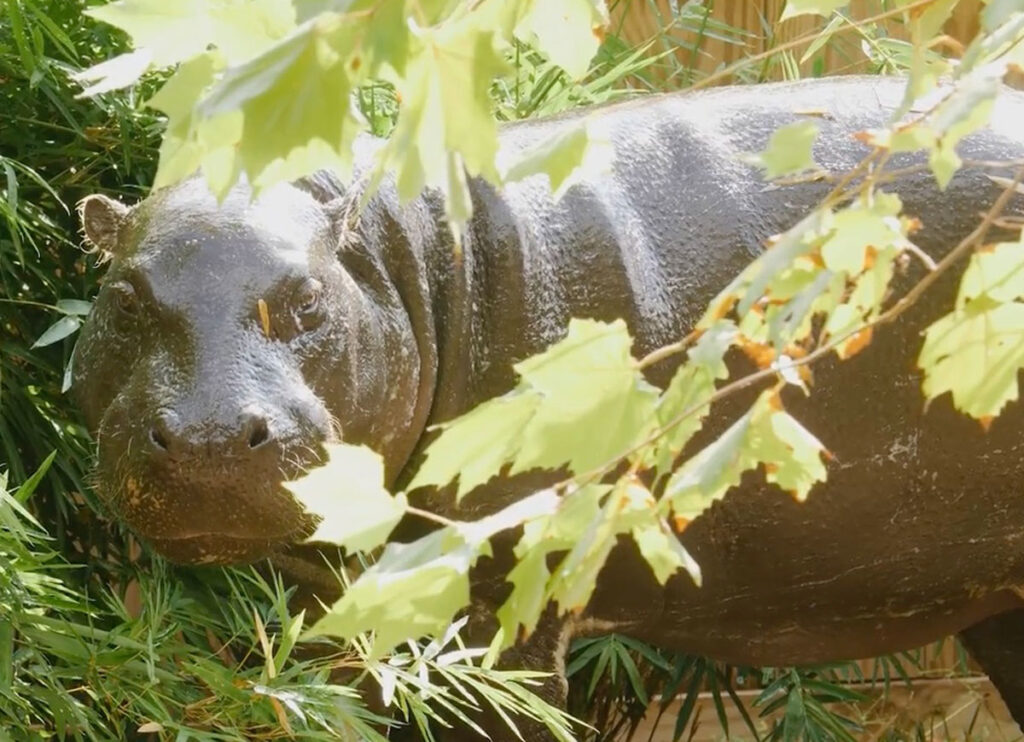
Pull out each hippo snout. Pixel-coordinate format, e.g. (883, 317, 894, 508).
(147, 408, 273, 460)
(94, 394, 332, 565)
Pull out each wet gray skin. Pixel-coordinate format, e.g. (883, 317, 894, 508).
(75, 77, 1024, 740)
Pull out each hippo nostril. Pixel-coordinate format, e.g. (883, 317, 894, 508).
(247, 417, 270, 449)
(150, 426, 169, 451)
(150, 412, 178, 454)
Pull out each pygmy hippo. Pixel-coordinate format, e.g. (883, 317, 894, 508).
(74, 76, 1024, 740)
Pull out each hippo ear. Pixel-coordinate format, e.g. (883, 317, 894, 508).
(77, 194, 128, 255)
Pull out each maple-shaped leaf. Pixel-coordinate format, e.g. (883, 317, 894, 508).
(955, 240, 1024, 307)
(496, 484, 605, 641)
(196, 14, 361, 193)
(283, 443, 406, 553)
(651, 321, 737, 474)
(632, 518, 701, 586)
(409, 393, 541, 499)
(514, 0, 609, 79)
(665, 389, 828, 527)
(305, 526, 479, 657)
(746, 120, 820, 180)
(511, 320, 659, 476)
(83, 0, 294, 71)
(920, 298, 1024, 421)
(380, 18, 509, 222)
(410, 320, 657, 500)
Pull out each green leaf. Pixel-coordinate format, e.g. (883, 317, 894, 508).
(85, 0, 294, 67)
(819, 194, 904, 275)
(380, 18, 509, 221)
(653, 321, 737, 473)
(308, 488, 560, 655)
(779, 0, 848, 21)
(919, 296, 1024, 421)
(196, 14, 359, 193)
(55, 299, 92, 316)
(85, 0, 212, 66)
(665, 389, 828, 527)
(498, 484, 606, 641)
(957, 240, 1024, 307)
(283, 443, 406, 553)
(549, 483, 645, 613)
(746, 120, 820, 180)
(918, 238, 1024, 421)
(500, 119, 612, 199)
(71, 49, 153, 97)
(496, 548, 550, 642)
(411, 320, 657, 498)
(408, 392, 541, 499)
(906, 0, 959, 41)
(511, 319, 659, 476)
(306, 526, 479, 657)
(631, 518, 701, 586)
(514, 0, 609, 79)
(32, 316, 81, 348)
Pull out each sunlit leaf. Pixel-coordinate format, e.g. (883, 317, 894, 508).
(84, 0, 294, 68)
(920, 239, 1024, 420)
(514, 0, 609, 79)
(306, 527, 479, 657)
(197, 14, 359, 193)
(72, 49, 153, 97)
(652, 321, 737, 473)
(500, 119, 613, 199)
(409, 393, 541, 498)
(32, 316, 81, 348)
(746, 120, 820, 180)
(284, 443, 406, 552)
(412, 320, 657, 498)
(665, 389, 828, 527)
(780, 0, 848, 21)
(511, 320, 659, 475)
(380, 18, 509, 220)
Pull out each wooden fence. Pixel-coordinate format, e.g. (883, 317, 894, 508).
(611, 0, 982, 81)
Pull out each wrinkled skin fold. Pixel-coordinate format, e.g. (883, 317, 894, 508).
(74, 77, 1024, 740)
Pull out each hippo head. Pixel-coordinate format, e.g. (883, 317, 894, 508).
(73, 175, 429, 565)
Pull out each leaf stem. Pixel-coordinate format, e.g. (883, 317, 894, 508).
(406, 505, 457, 527)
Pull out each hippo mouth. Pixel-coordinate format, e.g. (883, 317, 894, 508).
(147, 532, 294, 566)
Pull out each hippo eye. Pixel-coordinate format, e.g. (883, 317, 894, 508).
(293, 279, 324, 331)
(111, 281, 139, 316)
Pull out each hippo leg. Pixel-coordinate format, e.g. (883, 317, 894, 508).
(959, 608, 1024, 728)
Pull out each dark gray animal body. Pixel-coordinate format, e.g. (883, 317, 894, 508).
(74, 76, 1024, 739)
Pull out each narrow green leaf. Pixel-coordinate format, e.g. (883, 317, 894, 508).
(32, 316, 81, 348)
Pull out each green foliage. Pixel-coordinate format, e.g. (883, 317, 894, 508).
(411, 320, 660, 495)
(0, 0, 161, 551)
(1, 462, 575, 739)
(919, 236, 1024, 422)
(747, 120, 821, 180)
(76, 0, 612, 225)
(757, 668, 865, 742)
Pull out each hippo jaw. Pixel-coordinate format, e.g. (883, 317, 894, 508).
(73, 177, 416, 566)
